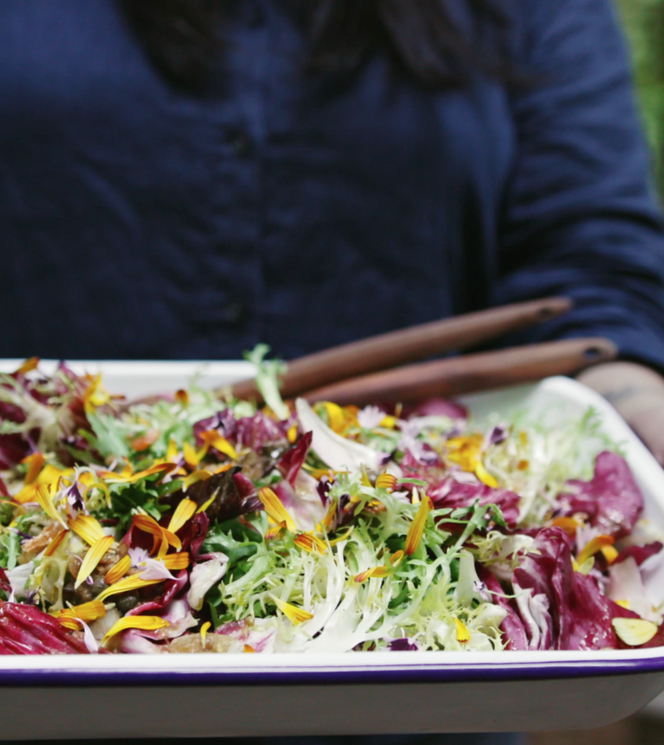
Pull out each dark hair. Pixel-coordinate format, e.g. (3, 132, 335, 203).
(117, 0, 513, 92)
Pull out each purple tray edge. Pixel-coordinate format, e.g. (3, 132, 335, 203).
(2, 656, 664, 687)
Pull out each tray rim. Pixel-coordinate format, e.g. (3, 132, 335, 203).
(2, 364, 664, 685)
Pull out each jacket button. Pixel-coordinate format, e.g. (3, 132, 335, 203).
(227, 129, 253, 158)
(221, 302, 247, 327)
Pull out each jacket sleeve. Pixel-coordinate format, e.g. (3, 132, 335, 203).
(493, 0, 664, 371)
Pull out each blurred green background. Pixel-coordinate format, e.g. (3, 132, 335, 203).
(616, 0, 664, 198)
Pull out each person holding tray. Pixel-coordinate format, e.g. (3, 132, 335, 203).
(1, 1, 664, 741)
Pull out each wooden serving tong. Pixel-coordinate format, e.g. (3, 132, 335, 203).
(229, 297, 617, 405)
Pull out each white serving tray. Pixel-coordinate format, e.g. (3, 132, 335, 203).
(1, 361, 664, 739)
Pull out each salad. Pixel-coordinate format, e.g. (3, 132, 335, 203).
(0, 352, 662, 655)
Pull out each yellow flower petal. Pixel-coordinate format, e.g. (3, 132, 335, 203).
(96, 574, 164, 603)
(69, 514, 105, 546)
(53, 600, 106, 625)
(614, 600, 631, 610)
(97, 462, 176, 485)
(321, 402, 345, 433)
(35, 485, 67, 529)
(200, 621, 211, 646)
(243, 644, 255, 653)
(167, 498, 197, 534)
(257, 487, 296, 533)
(74, 535, 114, 589)
(475, 461, 498, 489)
(379, 415, 397, 429)
(265, 521, 286, 541)
(405, 492, 430, 556)
(166, 439, 179, 462)
(390, 550, 404, 566)
(375, 473, 397, 491)
(83, 374, 112, 415)
(601, 545, 619, 565)
(612, 618, 658, 647)
(196, 493, 218, 514)
(294, 533, 326, 554)
(183, 441, 207, 470)
(184, 470, 212, 489)
(577, 535, 614, 566)
(101, 615, 170, 646)
(198, 431, 238, 460)
(286, 425, 298, 444)
(175, 389, 189, 407)
(455, 618, 471, 644)
(273, 597, 313, 625)
(104, 554, 131, 585)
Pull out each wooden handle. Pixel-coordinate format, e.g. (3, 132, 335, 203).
(299, 337, 617, 406)
(231, 297, 573, 401)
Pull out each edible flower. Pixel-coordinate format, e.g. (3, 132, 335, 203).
(577, 535, 615, 566)
(258, 487, 296, 533)
(74, 535, 114, 589)
(52, 600, 106, 631)
(405, 490, 430, 556)
(273, 597, 313, 625)
(101, 616, 170, 646)
(454, 618, 471, 644)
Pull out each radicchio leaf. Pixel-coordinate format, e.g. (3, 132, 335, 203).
(277, 432, 313, 486)
(479, 568, 528, 651)
(615, 542, 664, 567)
(194, 409, 287, 452)
(558, 452, 643, 539)
(0, 601, 90, 655)
(126, 570, 188, 617)
(511, 527, 625, 650)
(388, 638, 420, 651)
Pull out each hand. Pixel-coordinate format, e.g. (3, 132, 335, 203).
(577, 361, 664, 466)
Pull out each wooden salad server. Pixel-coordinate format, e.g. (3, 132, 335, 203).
(298, 337, 617, 406)
(230, 296, 573, 402)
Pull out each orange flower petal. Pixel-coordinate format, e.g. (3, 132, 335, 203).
(353, 566, 390, 583)
(577, 535, 614, 565)
(43, 529, 68, 558)
(15, 357, 39, 376)
(104, 554, 131, 585)
(22, 453, 45, 486)
(273, 597, 313, 625)
(294, 533, 326, 554)
(405, 492, 430, 556)
(161, 552, 190, 570)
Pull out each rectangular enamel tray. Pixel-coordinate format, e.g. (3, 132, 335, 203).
(2, 361, 664, 738)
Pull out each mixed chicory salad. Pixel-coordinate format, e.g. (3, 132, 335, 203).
(0, 352, 663, 655)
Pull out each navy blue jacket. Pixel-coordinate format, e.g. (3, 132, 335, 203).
(1, 0, 664, 365)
